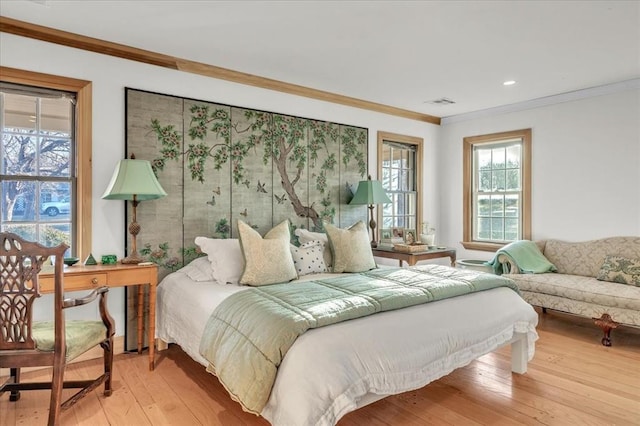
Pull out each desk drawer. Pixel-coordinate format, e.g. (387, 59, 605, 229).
(40, 273, 108, 292)
(64, 274, 108, 291)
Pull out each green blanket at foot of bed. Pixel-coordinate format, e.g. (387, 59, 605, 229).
(199, 264, 519, 414)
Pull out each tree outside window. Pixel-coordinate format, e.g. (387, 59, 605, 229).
(1, 85, 75, 252)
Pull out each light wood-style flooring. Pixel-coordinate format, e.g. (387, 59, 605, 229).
(2, 307, 639, 425)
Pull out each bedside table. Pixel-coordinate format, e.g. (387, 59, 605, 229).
(372, 247, 456, 267)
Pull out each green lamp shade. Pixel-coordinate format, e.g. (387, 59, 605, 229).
(349, 176, 392, 205)
(102, 159, 167, 201)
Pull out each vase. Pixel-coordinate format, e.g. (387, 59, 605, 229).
(420, 233, 435, 246)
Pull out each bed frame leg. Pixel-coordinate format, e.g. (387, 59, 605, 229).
(511, 333, 528, 374)
(157, 339, 169, 351)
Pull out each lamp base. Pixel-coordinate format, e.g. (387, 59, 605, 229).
(370, 241, 378, 248)
(120, 253, 145, 264)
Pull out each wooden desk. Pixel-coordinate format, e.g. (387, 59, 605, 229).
(372, 247, 456, 267)
(39, 263, 158, 371)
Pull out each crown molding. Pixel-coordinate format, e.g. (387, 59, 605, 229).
(0, 16, 441, 125)
(441, 78, 640, 125)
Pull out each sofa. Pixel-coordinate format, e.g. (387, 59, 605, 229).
(498, 236, 640, 346)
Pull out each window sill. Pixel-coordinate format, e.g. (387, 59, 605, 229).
(460, 241, 506, 252)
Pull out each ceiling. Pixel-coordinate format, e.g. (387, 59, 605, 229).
(1, 0, 639, 119)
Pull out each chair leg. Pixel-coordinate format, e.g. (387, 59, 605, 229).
(48, 356, 65, 426)
(9, 368, 21, 401)
(102, 337, 114, 396)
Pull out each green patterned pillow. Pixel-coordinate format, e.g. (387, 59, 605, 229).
(596, 255, 640, 286)
(325, 221, 376, 273)
(238, 219, 297, 286)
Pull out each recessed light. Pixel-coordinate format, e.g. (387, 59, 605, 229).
(503, 80, 517, 86)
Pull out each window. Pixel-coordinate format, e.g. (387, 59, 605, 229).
(0, 67, 92, 257)
(463, 129, 531, 251)
(377, 131, 423, 238)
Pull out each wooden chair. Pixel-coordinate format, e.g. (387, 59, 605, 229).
(0, 232, 115, 425)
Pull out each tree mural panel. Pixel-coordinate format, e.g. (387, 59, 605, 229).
(125, 88, 367, 273)
(181, 100, 232, 246)
(339, 126, 368, 227)
(127, 91, 184, 269)
(308, 120, 341, 232)
(230, 107, 274, 236)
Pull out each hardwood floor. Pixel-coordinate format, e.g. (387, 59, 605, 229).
(2, 307, 639, 425)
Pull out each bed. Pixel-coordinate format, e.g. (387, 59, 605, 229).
(156, 257, 539, 426)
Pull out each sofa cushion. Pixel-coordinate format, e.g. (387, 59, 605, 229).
(508, 273, 640, 311)
(543, 237, 640, 278)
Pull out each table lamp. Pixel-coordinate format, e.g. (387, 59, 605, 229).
(102, 154, 167, 264)
(349, 175, 392, 248)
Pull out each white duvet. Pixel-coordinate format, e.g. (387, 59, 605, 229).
(156, 268, 538, 426)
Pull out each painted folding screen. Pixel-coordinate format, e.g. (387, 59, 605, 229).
(124, 88, 368, 347)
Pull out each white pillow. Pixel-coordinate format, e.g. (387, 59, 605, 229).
(181, 256, 215, 282)
(325, 221, 376, 273)
(238, 219, 298, 286)
(290, 240, 328, 276)
(294, 228, 333, 267)
(194, 237, 244, 285)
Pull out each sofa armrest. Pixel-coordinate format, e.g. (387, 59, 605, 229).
(497, 253, 522, 274)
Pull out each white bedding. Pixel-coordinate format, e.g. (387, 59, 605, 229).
(156, 268, 539, 426)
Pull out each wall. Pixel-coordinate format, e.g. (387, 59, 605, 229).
(0, 33, 440, 335)
(438, 88, 640, 262)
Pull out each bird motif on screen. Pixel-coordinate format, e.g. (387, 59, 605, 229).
(241, 179, 250, 189)
(212, 186, 221, 195)
(239, 208, 248, 217)
(206, 195, 216, 207)
(256, 180, 267, 193)
(275, 193, 287, 204)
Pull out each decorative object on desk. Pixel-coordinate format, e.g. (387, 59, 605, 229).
(391, 227, 404, 239)
(420, 221, 436, 247)
(420, 234, 435, 247)
(349, 175, 392, 248)
(101, 254, 117, 265)
(63, 257, 80, 266)
(404, 229, 417, 245)
(84, 253, 97, 265)
(102, 154, 167, 264)
(380, 228, 393, 240)
(393, 243, 428, 253)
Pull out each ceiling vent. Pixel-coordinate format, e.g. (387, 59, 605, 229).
(426, 97, 456, 105)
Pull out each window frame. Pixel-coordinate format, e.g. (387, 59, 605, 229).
(1, 66, 92, 259)
(462, 128, 531, 252)
(377, 131, 423, 240)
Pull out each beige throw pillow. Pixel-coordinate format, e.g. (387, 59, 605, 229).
(596, 255, 640, 286)
(325, 221, 376, 273)
(238, 219, 297, 286)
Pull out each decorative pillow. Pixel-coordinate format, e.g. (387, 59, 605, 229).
(238, 219, 297, 286)
(290, 240, 328, 276)
(194, 237, 244, 285)
(325, 221, 376, 273)
(295, 228, 333, 267)
(181, 256, 215, 282)
(596, 255, 640, 286)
